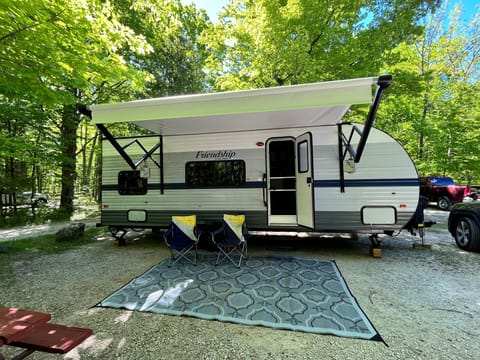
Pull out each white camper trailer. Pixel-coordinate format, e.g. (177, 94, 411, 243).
(89, 75, 421, 243)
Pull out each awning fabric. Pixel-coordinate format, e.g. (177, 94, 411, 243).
(90, 77, 378, 136)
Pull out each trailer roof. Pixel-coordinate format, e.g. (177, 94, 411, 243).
(90, 76, 379, 136)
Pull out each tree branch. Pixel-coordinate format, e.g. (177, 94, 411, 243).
(308, 8, 336, 55)
(0, 9, 65, 43)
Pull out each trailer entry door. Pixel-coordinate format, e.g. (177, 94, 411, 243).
(266, 137, 296, 226)
(295, 132, 314, 229)
(266, 134, 314, 228)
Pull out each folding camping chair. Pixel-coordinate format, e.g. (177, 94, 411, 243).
(162, 215, 203, 266)
(211, 214, 248, 267)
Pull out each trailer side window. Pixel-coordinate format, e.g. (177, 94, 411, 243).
(118, 170, 148, 195)
(186, 160, 246, 187)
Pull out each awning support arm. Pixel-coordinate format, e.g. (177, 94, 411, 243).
(337, 75, 392, 192)
(95, 124, 164, 194)
(353, 74, 392, 163)
(96, 124, 137, 169)
(78, 106, 138, 170)
(337, 124, 346, 193)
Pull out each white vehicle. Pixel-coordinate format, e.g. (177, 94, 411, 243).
(1, 191, 48, 207)
(88, 75, 420, 243)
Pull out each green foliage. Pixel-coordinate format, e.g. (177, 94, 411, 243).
(0, 1, 210, 209)
(379, 3, 480, 183)
(202, 0, 440, 89)
(112, 0, 209, 97)
(0, 0, 156, 207)
(0, 0, 152, 105)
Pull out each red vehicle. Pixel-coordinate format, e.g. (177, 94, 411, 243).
(420, 176, 472, 210)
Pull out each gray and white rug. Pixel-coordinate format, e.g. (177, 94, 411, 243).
(97, 255, 382, 341)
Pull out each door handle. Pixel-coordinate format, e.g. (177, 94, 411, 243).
(306, 177, 312, 184)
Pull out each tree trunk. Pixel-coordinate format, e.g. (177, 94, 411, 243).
(86, 131, 99, 198)
(59, 103, 80, 217)
(418, 89, 430, 162)
(94, 129, 102, 202)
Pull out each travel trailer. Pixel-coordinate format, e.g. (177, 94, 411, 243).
(88, 75, 421, 244)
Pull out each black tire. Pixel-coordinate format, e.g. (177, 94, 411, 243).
(453, 217, 480, 251)
(438, 196, 451, 211)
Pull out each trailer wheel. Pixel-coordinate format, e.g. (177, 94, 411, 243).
(438, 196, 451, 211)
(454, 217, 480, 252)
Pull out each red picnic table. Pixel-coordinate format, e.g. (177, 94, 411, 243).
(0, 307, 92, 360)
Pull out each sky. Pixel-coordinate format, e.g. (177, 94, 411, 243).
(444, 0, 478, 22)
(181, 0, 478, 23)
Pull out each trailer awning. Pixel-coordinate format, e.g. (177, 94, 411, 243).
(90, 76, 380, 136)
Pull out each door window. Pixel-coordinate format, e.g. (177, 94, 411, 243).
(298, 140, 309, 173)
(269, 140, 295, 177)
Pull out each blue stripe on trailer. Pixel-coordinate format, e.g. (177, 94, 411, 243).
(102, 178, 418, 191)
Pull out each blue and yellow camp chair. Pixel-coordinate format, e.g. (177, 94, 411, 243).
(211, 214, 248, 267)
(162, 215, 203, 266)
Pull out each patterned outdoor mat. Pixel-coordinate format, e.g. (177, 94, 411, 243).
(97, 255, 382, 341)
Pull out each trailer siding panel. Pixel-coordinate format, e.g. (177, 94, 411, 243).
(100, 125, 418, 233)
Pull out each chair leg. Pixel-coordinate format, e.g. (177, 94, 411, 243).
(168, 245, 197, 267)
(215, 243, 247, 267)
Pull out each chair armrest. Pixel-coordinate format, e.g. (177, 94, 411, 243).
(210, 225, 225, 237)
(210, 224, 226, 245)
(194, 226, 206, 239)
(241, 224, 249, 240)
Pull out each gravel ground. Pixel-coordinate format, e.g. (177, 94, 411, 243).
(1, 209, 479, 359)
